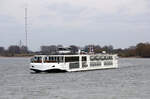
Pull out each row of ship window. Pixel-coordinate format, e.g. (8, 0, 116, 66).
(90, 61, 113, 66)
(31, 56, 80, 63)
(69, 61, 113, 69)
(90, 56, 113, 61)
(31, 56, 113, 63)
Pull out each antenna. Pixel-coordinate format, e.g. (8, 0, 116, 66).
(25, 7, 28, 48)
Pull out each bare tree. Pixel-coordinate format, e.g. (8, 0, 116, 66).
(0, 47, 5, 55)
(8, 45, 20, 55)
(20, 46, 28, 54)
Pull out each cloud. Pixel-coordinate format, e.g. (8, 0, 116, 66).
(0, 0, 150, 50)
(1, 0, 149, 25)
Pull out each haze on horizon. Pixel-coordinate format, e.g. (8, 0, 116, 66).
(0, 0, 150, 51)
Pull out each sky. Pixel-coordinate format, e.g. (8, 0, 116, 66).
(0, 0, 150, 51)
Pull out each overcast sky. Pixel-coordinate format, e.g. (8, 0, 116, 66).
(0, 0, 150, 51)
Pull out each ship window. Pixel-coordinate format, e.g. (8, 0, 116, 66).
(90, 56, 95, 61)
(44, 56, 64, 63)
(90, 62, 101, 67)
(65, 56, 79, 62)
(31, 56, 42, 63)
(90, 55, 113, 61)
(69, 62, 79, 69)
(104, 61, 113, 65)
(90, 56, 101, 61)
(49, 57, 51, 61)
(109, 56, 113, 60)
(82, 57, 87, 61)
(52, 57, 55, 61)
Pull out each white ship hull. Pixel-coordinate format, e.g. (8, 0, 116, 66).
(30, 54, 118, 73)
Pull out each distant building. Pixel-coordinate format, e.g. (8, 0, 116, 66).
(20, 46, 28, 53)
(41, 45, 58, 54)
(57, 47, 71, 54)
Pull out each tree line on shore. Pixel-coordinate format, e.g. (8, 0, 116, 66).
(0, 45, 28, 56)
(115, 42, 150, 58)
(0, 42, 150, 58)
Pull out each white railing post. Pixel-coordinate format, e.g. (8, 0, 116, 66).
(87, 55, 90, 68)
(79, 55, 82, 68)
(101, 61, 104, 67)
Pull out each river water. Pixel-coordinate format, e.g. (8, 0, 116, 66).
(0, 57, 150, 99)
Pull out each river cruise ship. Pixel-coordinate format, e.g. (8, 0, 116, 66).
(30, 53, 118, 72)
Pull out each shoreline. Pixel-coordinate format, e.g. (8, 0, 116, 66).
(0, 56, 33, 58)
(0, 55, 33, 58)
